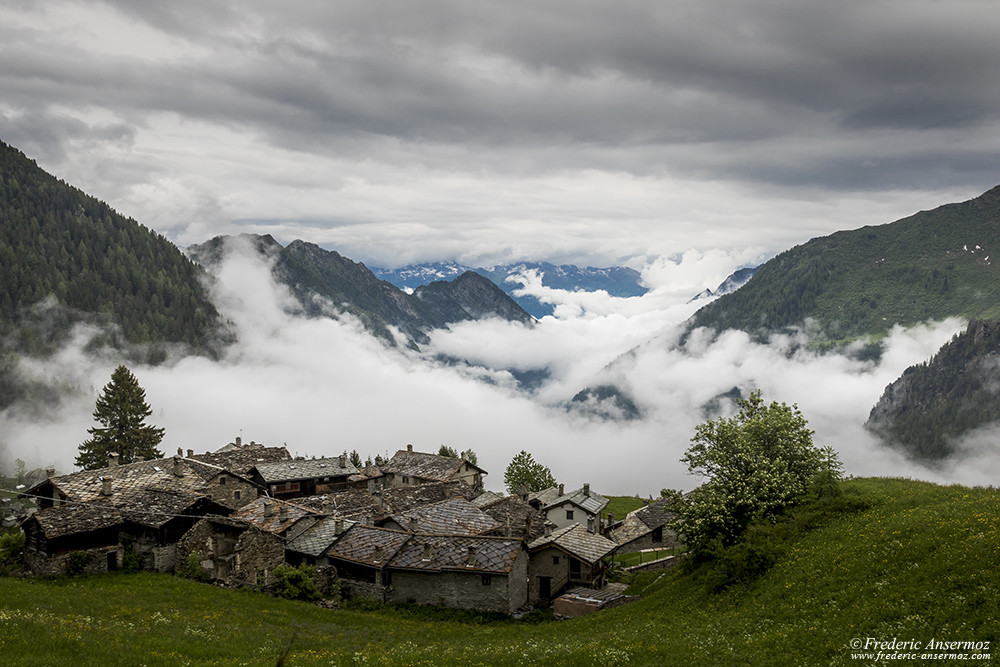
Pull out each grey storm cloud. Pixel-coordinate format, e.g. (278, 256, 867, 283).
(2, 0, 1000, 266)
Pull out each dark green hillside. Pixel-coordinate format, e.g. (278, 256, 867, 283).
(690, 185, 1000, 343)
(1, 478, 996, 665)
(0, 140, 222, 353)
(867, 319, 1000, 460)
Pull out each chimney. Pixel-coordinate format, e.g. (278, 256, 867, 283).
(235, 436, 242, 447)
(460, 450, 466, 461)
(422, 542, 432, 560)
(558, 483, 564, 497)
(466, 546, 476, 567)
(335, 516, 344, 533)
(518, 484, 528, 501)
(263, 500, 274, 517)
(45, 467, 55, 478)
(339, 453, 347, 468)
(408, 517, 419, 532)
(583, 483, 590, 497)
(524, 515, 532, 538)
(587, 516, 596, 533)
(407, 444, 413, 452)
(187, 449, 194, 458)
(608, 512, 615, 526)
(279, 505, 289, 521)
(108, 452, 119, 467)
(177, 447, 183, 457)
(543, 521, 552, 537)
(365, 461, 372, 476)
(172, 456, 184, 477)
(101, 476, 112, 496)
(373, 545, 383, 561)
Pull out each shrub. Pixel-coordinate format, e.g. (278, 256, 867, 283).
(65, 551, 89, 576)
(0, 530, 25, 576)
(271, 564, 319, 601)
(121, 541, 141, 574)
(184, 553, 210, 582)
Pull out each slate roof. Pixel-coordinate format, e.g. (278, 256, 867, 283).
(298, 488, 382, 519)
(117, 489, 218, 529)
(27, 457, 213, 503)
(381, 449, 485, 483)
(528, 523, 617, 564)
(376, 481, 477, 514)
(252, 457, 360, 483)
(389, 534, 523, 575)
(610, 499, 675, 545)
(189, 446, 291, 476)
(528, 485, 609, 516)
(386, 497, 501, 536)
(28, 502, 123, 539)
(285, 515, 357, 557)
(232, 497, 321, 535)
(325, 525, 411, 567)
(470, 490, 504, 508)
(479, 496, 548, 540)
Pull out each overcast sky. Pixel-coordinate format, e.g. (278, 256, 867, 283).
(3, 1, 1000, 268)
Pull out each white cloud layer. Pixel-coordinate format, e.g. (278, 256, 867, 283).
(2, 243, 991, 495)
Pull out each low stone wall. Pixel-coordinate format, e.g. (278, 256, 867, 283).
(25, 545, 120, 577)
(623, 554, 681, 573)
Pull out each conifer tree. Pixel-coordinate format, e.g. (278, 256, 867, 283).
(76, 365, 165, 470)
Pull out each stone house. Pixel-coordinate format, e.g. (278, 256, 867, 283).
(379, 445, 486, 489)
(285, 514, 356, 566)
(323, 524, 412, 601)
(379, 497, 501, 536)
(527, 522, 618, 603)
(186, 437, 291, 477)
(23, 454, 258, 512)
(249, 455, 360, 499)
(231, 496, 323, 542)
(527, 483, 609, 531)
(385, 534, 528, 614)
(21, 502, 124, 576)
(477, 495, 548, 541)
(175, 515, 286, 587)
(607, 498, 680, 554)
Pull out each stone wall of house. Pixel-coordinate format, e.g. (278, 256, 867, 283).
(527, 546, 571, 603)
(387, 569, 514, 613)
(205, 475, 259, 510)
(615, 529, 681, 554)
(339, 578, 387, 602)
(25, 545, 121, 577)
(623, 554, 682, 573)
(175, 519, 285, 588)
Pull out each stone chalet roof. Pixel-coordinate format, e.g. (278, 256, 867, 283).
(117, 488, 221, 529)
(325, 524, 411, 567)
(479, 496, 548, 541)
(376, 481, 478, 514)
(528, 485, 609, 516)
(381, 449, 486, 483)
(27, 502, 123, 539)
(296, 488, 382, 519)
(470, 490, 504, 508)
(610, 499, 675, 544)
(528, 523, 617, 565)
(26, 457, 218, 504)
(188, 445, 290, 476)
(386, 497, 501, 536)
(286, 515, 357, 557)
(232, 497, 321, 536)
(389, 534, 523, 575)
(252, 456, 360, 483)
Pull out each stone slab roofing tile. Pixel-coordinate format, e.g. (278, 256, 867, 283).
(325, 525, 411, 567)
(388, 498, 501, 536)
(389, 534, 522, 574)
(252, 457, 360, 483)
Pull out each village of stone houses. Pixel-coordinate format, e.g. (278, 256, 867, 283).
(3, 439, 678, 619)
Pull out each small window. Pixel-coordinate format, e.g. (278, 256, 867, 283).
(552, 556, 560, 565)
(402, 476, 410, 484)
(565, 510, 574, 520)
(219, 476, 227, 485)
(481, 575, 492, 586)
(569, 558, 581, 577)
(234, 491, 241, 501)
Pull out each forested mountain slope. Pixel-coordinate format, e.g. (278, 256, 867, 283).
(0, 140, 222, 354)
(867, 319, 1000, 460)
(689, 185, 1000, 343)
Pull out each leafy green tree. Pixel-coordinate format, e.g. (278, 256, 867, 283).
(437, 445, 478, 465)
(503, 450, 556, 495)
(668, 391, 832, 556)
(461, 448, 478, 466)
(75, 365, 165, 470)
(438, 445, 459, 458)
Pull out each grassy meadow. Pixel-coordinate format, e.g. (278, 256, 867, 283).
(1, 478, 998, 666)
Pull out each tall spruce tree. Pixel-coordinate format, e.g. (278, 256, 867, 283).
(76, 365, 165, 470)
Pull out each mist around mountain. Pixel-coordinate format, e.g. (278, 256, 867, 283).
(372, 261, 649, 318)
(187, 235, 534, 347)
(866, 319, 1000, 461)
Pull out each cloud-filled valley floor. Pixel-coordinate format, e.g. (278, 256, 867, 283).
(1, 243, 994, 495)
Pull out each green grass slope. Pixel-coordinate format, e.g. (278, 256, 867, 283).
(1, 479, 997, 666)
(689, 185, 1000, 343)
